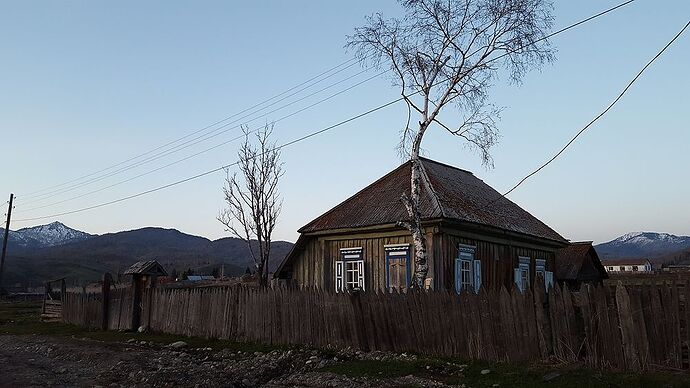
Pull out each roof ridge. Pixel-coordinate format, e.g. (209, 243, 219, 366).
(418, 156, 474, 175)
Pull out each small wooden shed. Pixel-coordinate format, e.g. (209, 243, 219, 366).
(123, 260, 167, 330)
(555, 241, 608, 289)
(123, 260, 168, 288)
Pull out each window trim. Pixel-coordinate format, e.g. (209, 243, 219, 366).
(384, 244, 411, 291)
(515, 256, 531, 292)
(335, 248, 365, 292)
(455, 244, 481, 294)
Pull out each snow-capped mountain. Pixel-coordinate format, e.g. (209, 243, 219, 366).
(0, 221, 94, 249)
(595, 232, 690, 259)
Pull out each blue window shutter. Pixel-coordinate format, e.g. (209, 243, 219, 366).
(545, 271, 554, 292)
(455, 259, 462, 294)
(473, 260, 482, 293)
(514, 268, 522, 292)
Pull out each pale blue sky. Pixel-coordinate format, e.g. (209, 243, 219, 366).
(1, 1, 688, 244)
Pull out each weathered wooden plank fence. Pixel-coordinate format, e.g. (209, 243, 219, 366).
(61, 281, 690, 371)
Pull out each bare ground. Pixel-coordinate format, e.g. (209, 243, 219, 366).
(0, 334, 449, 388)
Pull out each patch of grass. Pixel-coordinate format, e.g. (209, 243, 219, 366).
(323, 359, 425, 378)
(321, 357, 690, 387)
(0, 301, 282, 353)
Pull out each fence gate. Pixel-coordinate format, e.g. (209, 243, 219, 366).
(41, 278, 66, 322)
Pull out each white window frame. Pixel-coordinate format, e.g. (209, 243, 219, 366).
(515, 256, 531, 293)
(455, 245, 481, 294)
(335, 248, 365, 292)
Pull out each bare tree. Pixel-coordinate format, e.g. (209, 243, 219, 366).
(347, 0, 554, 288)
(218, 124, 283, 287)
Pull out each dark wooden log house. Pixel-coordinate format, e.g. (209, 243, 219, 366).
(275, 158, 569, 293)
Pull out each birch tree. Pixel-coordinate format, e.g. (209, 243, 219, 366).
(218, 124, 283, 287)
(347, 0, 554, 288)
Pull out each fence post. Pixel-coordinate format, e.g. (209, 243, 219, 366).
(349, 290, 369, 351)
(101, 273, 112, 330)
(131, 275, 142, 331)
(615, 282, 639, 370)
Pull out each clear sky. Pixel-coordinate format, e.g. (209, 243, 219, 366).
(1, 1, 688, 244)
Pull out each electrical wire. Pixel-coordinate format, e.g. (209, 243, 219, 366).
(475, 18, 690, 213)
(18, 58, 360, 199)
(17, 70, 388, 213)
(13, 0, 638, 222)
(19, 65, 384, 206)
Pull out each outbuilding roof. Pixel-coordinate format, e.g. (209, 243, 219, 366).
(299, 158, 566, 243)
(556, 242, 608, 281)
(123, 260, 168, 276)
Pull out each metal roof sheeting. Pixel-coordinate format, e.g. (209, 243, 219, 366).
(300, 158, 567, 243)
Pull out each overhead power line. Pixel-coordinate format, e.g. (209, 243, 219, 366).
(19, 58, 360, 199)
(485, 18, 690, 209)
(14, 98, 403, 222)
(17, 70, 388, 213)
(13, 0, 637, 223)
(19, 65, 383, 206)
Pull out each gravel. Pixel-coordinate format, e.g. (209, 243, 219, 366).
(0, 335, 459, 387)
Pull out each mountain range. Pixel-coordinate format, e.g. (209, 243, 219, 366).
(3, 222, 689, 288)
(1, 221, 92, 250)
(1, 222, 293, 288)
(594, 232, 690, 260)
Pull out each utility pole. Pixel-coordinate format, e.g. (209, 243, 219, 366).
(0, 193, 14, 292)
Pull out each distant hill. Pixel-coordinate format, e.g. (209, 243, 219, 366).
(594, 232, 690, 260)
(15, 221, 94, 247)
(2, 223, 293, 287)
(655, 247, 690, 267)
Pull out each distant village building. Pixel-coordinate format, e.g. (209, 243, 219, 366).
(555, 242, 608, 289)
(603, 258, 653, 273)
(186, 275, 216, 282)
(276, 158, 570, 293)
(662, 264, 690, 273)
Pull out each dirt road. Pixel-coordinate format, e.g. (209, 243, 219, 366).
(0, 335, 449, 388)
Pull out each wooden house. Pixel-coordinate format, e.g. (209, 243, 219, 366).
(555, 241, 608, 289)
(602, 258, 653, 273)
(275, 158, 569, 293)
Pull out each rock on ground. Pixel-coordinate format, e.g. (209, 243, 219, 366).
(0, 335, 457, 387)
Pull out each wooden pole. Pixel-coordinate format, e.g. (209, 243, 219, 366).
(131, 275, 142, 330)
(0, 193, 14, 291)
(102, 273, 112, 330)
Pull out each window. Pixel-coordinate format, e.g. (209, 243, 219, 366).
(455, 245, 481, 294)
(535, 259, 545, 280)
(335, 248, 365, 292)
(385, 244, 410, 291)
(514, 257, 531, 292)
(535, 258, 554, 291)
(608, 266, 614, 271)
(632, 266, 639, 272)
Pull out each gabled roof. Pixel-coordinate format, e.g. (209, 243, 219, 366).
(556, 241, 608, 281)
(299, 158, 566, 243)
(123, 260, 168, 276)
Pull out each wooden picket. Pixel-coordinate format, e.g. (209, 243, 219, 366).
(61, 281, 690, 371)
